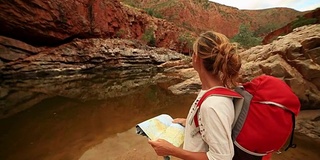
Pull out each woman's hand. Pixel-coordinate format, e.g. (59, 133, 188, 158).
(149, 138, 209, 160)
(173, 118, 186, 127)
(148, 139, 175, 156)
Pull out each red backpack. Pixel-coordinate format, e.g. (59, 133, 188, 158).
(194, 75, 301, 159)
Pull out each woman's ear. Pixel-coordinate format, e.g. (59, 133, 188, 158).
(192, 53, 199, 63)
(192, 53, 201, 71)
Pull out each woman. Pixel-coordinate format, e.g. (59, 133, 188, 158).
(148, 31, 241, 160)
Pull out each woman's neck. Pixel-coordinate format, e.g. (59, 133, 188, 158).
(198, 71, 224, 90)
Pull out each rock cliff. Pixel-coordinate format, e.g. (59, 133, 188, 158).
(0, 0, 193, 53)
(120, 0, 303, 37)
(263, 8, 320, 44)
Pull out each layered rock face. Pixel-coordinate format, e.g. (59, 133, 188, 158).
(0, 37, 190, 78)
(169, 24, 320, 110)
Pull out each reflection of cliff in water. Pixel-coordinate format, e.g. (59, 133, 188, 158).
(0, 69, 184, 119)
(0, 74, 196, 160)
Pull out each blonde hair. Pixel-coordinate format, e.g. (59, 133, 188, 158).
(193, 31, 241, 88)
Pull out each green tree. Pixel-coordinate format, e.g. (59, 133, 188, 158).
(142, 28, 156, 47)
(178, 33, 195, 50)
(231, 24, 262, 48)
(292, 16, 317, 29)
(254, 23, 281, 36)
(144, 8, 163, 19)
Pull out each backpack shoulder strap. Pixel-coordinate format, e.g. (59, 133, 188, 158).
(194, 87, 243, 127)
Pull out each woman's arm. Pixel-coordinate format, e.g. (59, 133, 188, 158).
(148, 139, 208, 160)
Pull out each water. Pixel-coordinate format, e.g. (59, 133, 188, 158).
(0, 71, 196, 160)
(0, 71, 319, 160)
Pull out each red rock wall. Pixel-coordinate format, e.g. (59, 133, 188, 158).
(0, 0, 129, 46)
(0, 0, 191, 53)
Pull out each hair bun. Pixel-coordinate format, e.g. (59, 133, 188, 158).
(193, 31, 241, 88)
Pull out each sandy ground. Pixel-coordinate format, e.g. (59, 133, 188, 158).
(79, 110, 320, 160)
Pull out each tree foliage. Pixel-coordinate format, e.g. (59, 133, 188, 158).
(292, 16, 317, 29)
(231, 24, 262, 48)
(142, 28, 156, 47)
(144, 8, 163, 19)
(178, 33, 195, 51)
(254, 23, 281, 36)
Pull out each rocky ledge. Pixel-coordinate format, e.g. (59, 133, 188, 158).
(0, 37, 191, 78)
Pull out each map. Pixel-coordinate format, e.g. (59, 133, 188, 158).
(136, 114, 185, 147)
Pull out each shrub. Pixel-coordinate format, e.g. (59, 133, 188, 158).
(142, 28, 156, 47)
(292, 16, 318, 29)
(115, 29, 126, 38)
(178, 33, 195, 50)
(144, 8, 163, 19)
(254, 23, 281, 36)
(231, 24, 262, 48)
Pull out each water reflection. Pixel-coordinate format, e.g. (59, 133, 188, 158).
(0, 70, 196, 160)
(0, 69, 184, 119)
